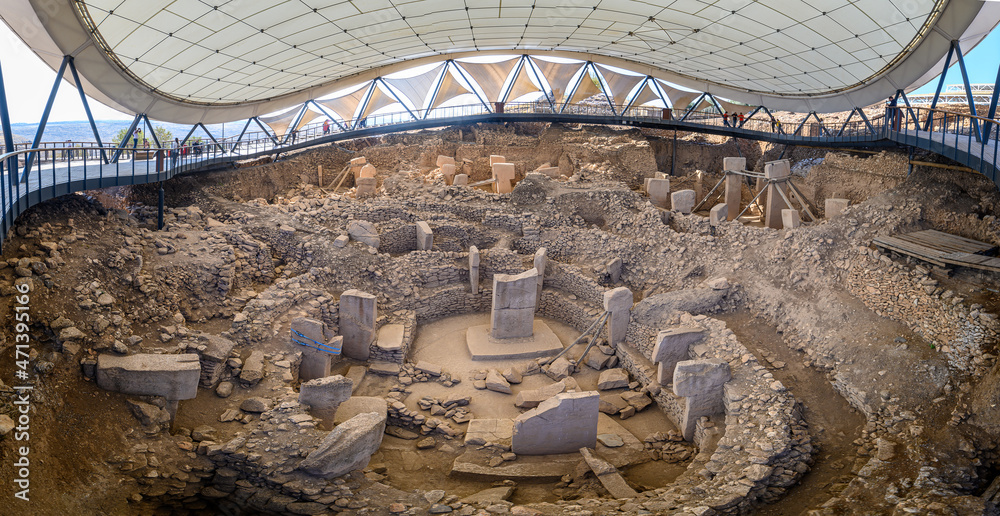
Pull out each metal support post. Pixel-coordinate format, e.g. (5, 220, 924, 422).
(157, 184, 165, 230)
(671, 130, 676, 175)
(560, 64, 588, 113)
(232, 118, 253, 152)
(908, 147, 914, 176)
(22, 56, 69, 180)
(0, 57, 15, 175)
(180, 124, 199, 146)
(924, 44, 954, 130)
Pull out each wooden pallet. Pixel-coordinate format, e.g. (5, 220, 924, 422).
(872, 229, 1000, 272)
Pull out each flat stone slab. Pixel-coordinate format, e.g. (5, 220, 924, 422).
(466, 320, 563, 361)
(464, 418, 514, 446)
(452, 414, 647, 481)
(97, 353, 201, 400)
(333, 397, 388, 425)
(376, 324, 405, 352)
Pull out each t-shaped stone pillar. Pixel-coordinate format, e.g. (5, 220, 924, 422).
(603, 287, 632, 348)
(673, 359, 731, 441)
(491, 269, 539, 339)
(469, 246, 480, 294)
(533, 247, 547, 308)
(339, 290, 377, 360)
(723, 157, 746, 221)
(291, 317, 341, 381)
(764, 160, 790, 229)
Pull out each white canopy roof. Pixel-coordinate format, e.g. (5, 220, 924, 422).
(3, 0, 999, 122)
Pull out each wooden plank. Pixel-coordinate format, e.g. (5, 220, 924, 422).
(908, 230, 996, 252)
(875, 236, 948, 256)
(873, 240, 948, 267)
(899, 232, 985, 254)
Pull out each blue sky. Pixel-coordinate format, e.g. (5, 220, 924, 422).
(0, 19, 997, 124)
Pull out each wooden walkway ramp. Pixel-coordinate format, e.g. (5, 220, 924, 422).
(873, 229, 1000, 272)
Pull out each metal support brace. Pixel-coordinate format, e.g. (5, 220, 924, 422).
(180, 124, 199, 146)
(591, 62, 617, 115)
(451, 61, 492, 112)
(22, 56, 69, 180)
(424, 61, 451, 119)
(793, 113, 811, 136)
(924, 44, 955, 131)
(897, 90, 920, 127)
(837, 108, 857, 136)
(953, 41, 982, 141)
(985, 63, 1000, 140)
(679, 93, 706, 122)
(310, 100, 347, 131)
(232, 118, 253, 152)
(143, 115, 161, 149)
(650, 78, 672, 109)
(198, 123, 224, 153)
(855, 108, 876, 135)
(692, 171, 729, 212)
(282, 104, 308, 144)
(252, 117, 279, 145)
(560, 63, 588, 114)
(908, 147, 914, 176)
(352, 83, 377, 130)
(377, 78, 418, 121)
(110, 114, 142, 164)
(500, 56, 526, 104)
(0, 57, 15, 176)
(524, 57, 556, 112)
(67, 57, 109, 164)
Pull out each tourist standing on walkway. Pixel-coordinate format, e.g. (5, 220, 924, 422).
(170, 138, 180, 168)
(323, 119, 330, 135)
(738, 112, 745, 126)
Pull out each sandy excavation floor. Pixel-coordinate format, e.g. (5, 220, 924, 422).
(1, 121, 1000, 516)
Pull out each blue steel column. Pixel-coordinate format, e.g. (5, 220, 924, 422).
(953, 41, 982, 141)
(310, 100, 347, 131)
(451, 61, 492, 112)
(524, 57, 556, 113)
(924, 44, 954, 130)
(499, 56, 526, 104)
(423, 62, 450, 119)
(983, 64, 1000, 141)
(377, 78, 418, 121)
(143, 115, 161, 148)
(67, 57, 109, 164)
(22, 56, 69, 180)
(110, 114, 142, 163)
(0, 57, 13, 238)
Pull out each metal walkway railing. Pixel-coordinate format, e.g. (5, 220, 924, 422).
(1, 102, 997, 248)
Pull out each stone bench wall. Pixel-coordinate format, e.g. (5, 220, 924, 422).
(369, 310, 416, 364)
(377, 221, 418, 254)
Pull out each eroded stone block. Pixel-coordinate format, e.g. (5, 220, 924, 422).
(416, 221, 433, 251)
(652, 327, 705, 385)
(97, 353, 201, 400)
(826, 198, 849, 218)
(512, 392, 599, 455)
(340, 290, 376, 360)
(648, 178, 670, 209)
(710, 203, 728, 226)
(671, 189, 696, 214)
(782, 208, 801, 229)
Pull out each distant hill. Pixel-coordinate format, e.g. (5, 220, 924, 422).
(9, 120, 242, 145)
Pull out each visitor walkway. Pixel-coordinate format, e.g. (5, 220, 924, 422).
(2, 102, 997, 247)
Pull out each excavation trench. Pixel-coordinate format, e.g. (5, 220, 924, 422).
(715, 311, 866, 515)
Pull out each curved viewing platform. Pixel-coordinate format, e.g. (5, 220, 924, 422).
(2, 102, 998, 248)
